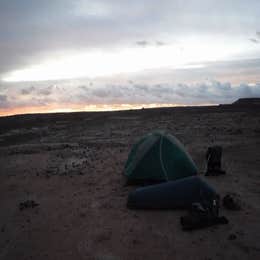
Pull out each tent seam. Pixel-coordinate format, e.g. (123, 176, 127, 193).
(160, 135, 168, 181)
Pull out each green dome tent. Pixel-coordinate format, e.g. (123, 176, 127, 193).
(125, 131, 197, 184)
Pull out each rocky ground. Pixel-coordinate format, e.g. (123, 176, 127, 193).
(0, 103, 260, 260)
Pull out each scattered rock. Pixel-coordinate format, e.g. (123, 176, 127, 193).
(228, 234, 237, 240)
(132, 239, 139, 245)
(223, 194, 241, 210)
(95, 231, 112, 242)
(19, 200, 39, 211)
(79, 212, 86, 218)
(1, 225, 5, 232)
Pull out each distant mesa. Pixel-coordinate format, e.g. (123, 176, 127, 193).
(232, 98, 260, 106)
(219, 97, 260, 107)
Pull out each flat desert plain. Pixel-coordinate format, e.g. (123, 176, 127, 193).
(0, 102, 260, 260)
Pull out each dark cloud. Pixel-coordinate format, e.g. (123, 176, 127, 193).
(155, 41, 166, 46)
(21, 86, 35, 95)
(136, 40, 166, 47)
(0, 57, 259, 112)
(37, 86, 54, 96)
(62, 81, 260, 105)
(0, 0, 260, 76)
(20, 85, 53, 96)
(135, 40, 149, 47)
(1, 79, 260, 111)
(0, 94, 9, 108)
(0, 94, 7, 102)
(250, 31, 260, 43)
(250, 38, 259, 43)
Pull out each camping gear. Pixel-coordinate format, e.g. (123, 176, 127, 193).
(223, 194, 241, 210)
(180, 202, 228, 231)
(127, 176, 219, 209)
(125, 131, 198, 184)
(205, 145, 225, 176)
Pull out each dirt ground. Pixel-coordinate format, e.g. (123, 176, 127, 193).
(0, 103, 260, 260)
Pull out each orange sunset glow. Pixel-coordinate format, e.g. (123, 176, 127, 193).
(0, 103, 191, 117)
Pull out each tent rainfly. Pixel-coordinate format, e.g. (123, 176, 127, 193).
(124, 131, 198, 184)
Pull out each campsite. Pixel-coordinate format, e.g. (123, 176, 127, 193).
(0, 99, 259, 259)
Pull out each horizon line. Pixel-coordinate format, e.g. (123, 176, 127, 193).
(0, 103, 219, 118)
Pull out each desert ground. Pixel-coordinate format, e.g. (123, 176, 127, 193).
(0, 101, 260, 260)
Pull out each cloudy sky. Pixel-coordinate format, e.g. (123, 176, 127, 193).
(0, 0, 260, 116)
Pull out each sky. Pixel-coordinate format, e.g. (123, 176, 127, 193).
(0, 0, 260, 116)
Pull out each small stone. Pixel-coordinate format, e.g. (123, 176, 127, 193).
(228, 234, 237, 240)
(19, 200, 39, 211)
(132, 239, 139, 245)
(80, 212, 86, 218)
(223, 194, 241, 210)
